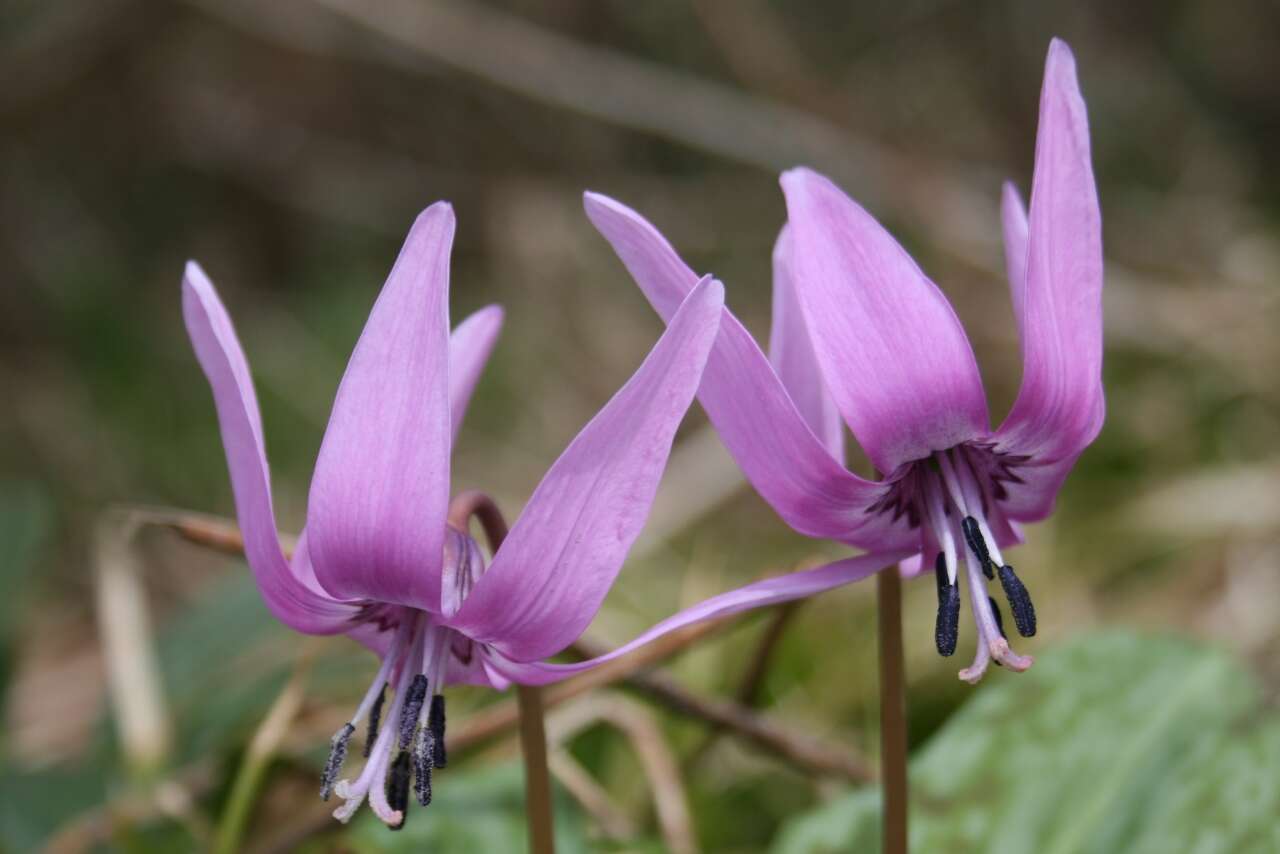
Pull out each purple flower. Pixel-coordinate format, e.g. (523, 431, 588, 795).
(182, 202, 727, 826)
(578, 39, 1103, 683)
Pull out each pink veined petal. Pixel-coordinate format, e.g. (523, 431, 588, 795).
(307, 204, 455, 611)
(994, 39, 1105, 505)
(1001, 181, 1030, 337)
(769, 224, 845, 466)
(446, 278, 725, 661)
(780, 167, 991, 475)
(488, 547, 914, 685)
(448, 304, 504, 443)
(583, 191, 913, 551)
(182, 263, 356, 634)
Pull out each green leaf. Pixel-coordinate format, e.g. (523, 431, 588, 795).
(773, 632, 1277, 854)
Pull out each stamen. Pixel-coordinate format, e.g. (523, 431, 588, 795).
(385, 750, 411, 830)
(998, 565, 1037, 637)
(923, 477, 958, 585)
(428, 695, 447, 768)
(413, 726, 435, 806)
(933, 553, 959, 657)
(988, 596, 1007, 639)
(960, 516, 995, 580)
(364, 684, 387, 757)
(320, 723, 355, 800)
(399, 675, 429, 749)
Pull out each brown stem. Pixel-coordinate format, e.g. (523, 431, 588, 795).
(449, 490, 555, 854)
(573, 637, 872, 782)
(877, 569, 908, 854)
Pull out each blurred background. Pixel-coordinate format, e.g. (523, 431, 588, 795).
(2, 1, 1279, 851)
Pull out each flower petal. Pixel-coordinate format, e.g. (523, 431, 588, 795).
(446, 278, 724, 660)
(1001, 181, 1030, 336)
(182, 263, 356, 633)
(780, 167, 990, 474)
(994, 39, 1105, 518)
(487, 548, 914, 685)
(307, 204, 455, 610)
(769, 225, 845, 465)
(583, 192, 911, 550)
(449, 304, 503, 442)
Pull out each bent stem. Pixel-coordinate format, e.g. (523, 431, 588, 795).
(877, 568, 908, 854)
(449, 490, 555, 854)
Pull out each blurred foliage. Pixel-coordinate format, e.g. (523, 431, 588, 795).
(775, 633, 1280, 854)
(2, 0, 1278, 850)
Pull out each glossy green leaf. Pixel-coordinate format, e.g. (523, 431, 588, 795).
(774, 633, 1276, 854)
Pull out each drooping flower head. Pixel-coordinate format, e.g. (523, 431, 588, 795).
(581, 39, 1103, 682)
(183, 202, 725, 826)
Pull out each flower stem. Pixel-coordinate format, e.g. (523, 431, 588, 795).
(516, 684, 556, 854)
(877, 568, 908, 854)
(448, 490, 556, 854)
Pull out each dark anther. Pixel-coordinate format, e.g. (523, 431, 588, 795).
(320, 723, 355, 800)
(364, 683, 387, 757)
(413, 727, 434, 806)
(428, 694, 448, 768)
(399, 675, 429, 749)
(998, 565, 1037, 637)
(988, 596, 1007, 639)
(934, 553, 959, 657)
(386, 749, 411, 830)
(960, 516, 995, 580)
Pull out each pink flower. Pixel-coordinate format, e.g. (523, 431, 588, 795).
(580, 39, 1103, 683)
(183, 203, 727, 826)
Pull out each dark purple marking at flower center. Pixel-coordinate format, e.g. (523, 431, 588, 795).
(870, 446, 1038, 682)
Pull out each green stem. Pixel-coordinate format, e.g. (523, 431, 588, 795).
(449, 490, 556, 854)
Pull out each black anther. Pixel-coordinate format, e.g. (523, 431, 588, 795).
(413, 727, 434, 806)
(998, 565, 1037, 637)
(399, 675, 429, 749)
(988, 596, 1007, 639)
(386, 750, 411, 830)
(428, 695, 447, 768)
(320, 723, 355, 800)
(364, 683, 387, 757)
(961, 516, 995, 580)
(934, 553, 959, 657)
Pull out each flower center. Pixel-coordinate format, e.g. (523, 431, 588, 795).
(910, 447, 1038, 682)
(317, 524, 487, 829)
(319, 610, 458, 828)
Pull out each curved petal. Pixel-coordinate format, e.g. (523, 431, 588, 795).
(449, 304, 504, 443)
(780, 168, 990, 474)
(307, 204, 454, 611)
(1001, 181, 1030, 337)
(994, 39, 1105, 498)
(583, 191, 912, 551)
(182, 263, 356, 633)
(488, 547, 914, 685)
(769, 225, 845, 465)
(446, 279, 725, 660)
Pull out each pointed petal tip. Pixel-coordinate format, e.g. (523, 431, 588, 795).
(1045, 38, 1082, 93)
(778, 165, 821, 186)
(693, 275, 725, 308)
(1047, 36, 1075, 64)
(183, 259, 214, 294)
(582, 191, 638, 227)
